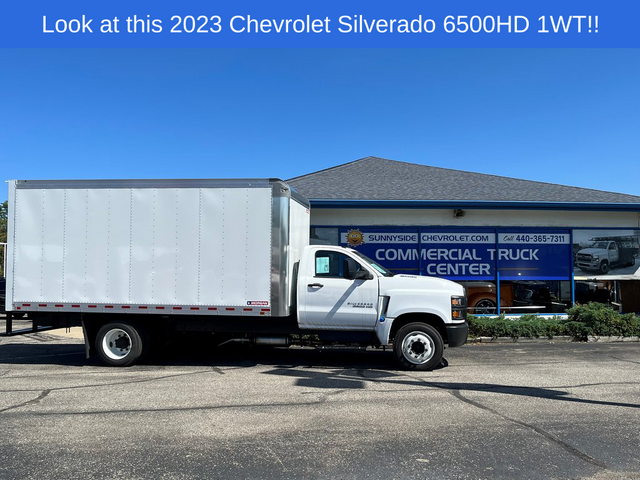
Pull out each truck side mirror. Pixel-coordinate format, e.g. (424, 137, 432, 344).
(352, 270, 373, 281)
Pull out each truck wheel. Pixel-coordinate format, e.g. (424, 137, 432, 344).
(627, 257, 635, 267)
(393, 323, 443, 371)
(599, 261, 610, 274)
(96, 322, 145, 367)
(473, 299, 496, 314)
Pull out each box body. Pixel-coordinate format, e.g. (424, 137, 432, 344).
(6, 179, 310, 317)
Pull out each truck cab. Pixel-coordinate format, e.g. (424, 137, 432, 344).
(576, 241, 618, 273)
(297, 245, 468, 370)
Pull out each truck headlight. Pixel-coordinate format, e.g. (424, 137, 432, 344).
(451, 296, 465, 307)
(592, 255, 599, 261)
(451, 296, 467, 321)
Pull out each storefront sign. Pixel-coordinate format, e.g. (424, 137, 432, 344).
(341, 228, 419, 273)
(419, 231, 495, 279)
(340, 227, 572, 280)
(498, 231, 571, 280)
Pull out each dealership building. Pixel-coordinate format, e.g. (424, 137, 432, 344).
(288, 157, 640, 315)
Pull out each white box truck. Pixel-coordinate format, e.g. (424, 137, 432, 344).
(4, 179, 468, 370)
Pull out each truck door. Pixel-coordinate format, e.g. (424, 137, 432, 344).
(298, 249, 379, 330)
(608, 242, 619, 264)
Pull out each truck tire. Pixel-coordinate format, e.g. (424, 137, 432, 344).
(473, 299, 496, 314)
(96, 322, 146, 367)
(393, 323, 444, 371)
(627, 257, 636, 267)
(599, 261, 610, 274)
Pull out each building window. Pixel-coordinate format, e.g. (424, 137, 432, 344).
(573, 229, 640, 277)
(498, 280, 572, 314)
(458, 281, 499, 314)
(310, 227, 339, 246)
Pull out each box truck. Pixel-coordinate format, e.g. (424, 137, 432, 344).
(3, 179, 467, 370)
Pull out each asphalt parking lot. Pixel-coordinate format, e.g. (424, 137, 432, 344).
(1, 318, 639, 480)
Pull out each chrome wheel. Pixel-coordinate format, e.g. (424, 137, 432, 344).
(474, 299, 496, 314)
(401, 331, 435, 365)
(102, 328, 132, 360)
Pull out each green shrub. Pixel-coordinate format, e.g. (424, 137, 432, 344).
(467, 303, 640, 340)
(467, 314, 568, 339)
(562, 321, 592, 340)
(567, 303, 640, 339)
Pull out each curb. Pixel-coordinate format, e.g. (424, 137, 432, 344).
(468, 336, 576, 344)
(587, 336, 640, 343)
(468, 335, 640, 344)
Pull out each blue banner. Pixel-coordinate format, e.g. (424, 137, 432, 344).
(341, 228, 420, 274)
(1, 0, 637, 48)
(497, 230, 571, 280)
(420, 229, 497, 280)
(340, 227, 572, 280)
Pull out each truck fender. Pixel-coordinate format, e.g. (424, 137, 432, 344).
(376, 308, 448, 346)
(81, 319, 96, 359)
(375, 316, 395, 346)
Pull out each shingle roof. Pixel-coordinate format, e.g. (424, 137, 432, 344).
(287, 156, 640, 205)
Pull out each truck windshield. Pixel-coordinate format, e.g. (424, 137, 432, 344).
(589, 242, 609, 249)
(351, 251, 395, 277)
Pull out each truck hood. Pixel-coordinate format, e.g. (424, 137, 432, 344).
(578, 248, 606, 256)
(379, 274, 464, 297)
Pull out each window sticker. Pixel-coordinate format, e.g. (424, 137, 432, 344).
(316, 257, 330, 274)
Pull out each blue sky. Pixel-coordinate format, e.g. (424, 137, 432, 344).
(1, 49, 639, 202)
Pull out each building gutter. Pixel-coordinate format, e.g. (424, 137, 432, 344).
(308, 199, 640, 212)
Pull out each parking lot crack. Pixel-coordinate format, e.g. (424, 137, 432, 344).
(24, 334, 50, 343)
(0, 389, 51, 414)
(13, 399, 325, 416)
(547, 381, 638, 390)
(450, 389, 608, 469)
(609, 356, 640, 366)
(0, 369, 221, 394)
(261, 441, 288, 472)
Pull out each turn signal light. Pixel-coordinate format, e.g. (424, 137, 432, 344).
(451, 295, 467, 321)
(451, 296, 466, 307)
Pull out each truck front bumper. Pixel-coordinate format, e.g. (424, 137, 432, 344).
(576, 261, 599, 271)
(446, 322, 468, 347)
